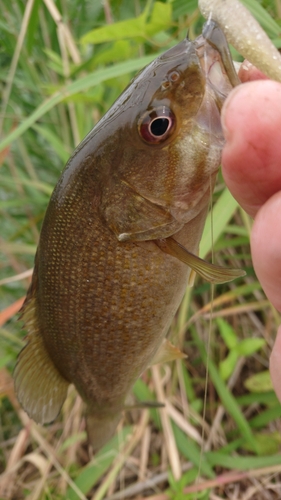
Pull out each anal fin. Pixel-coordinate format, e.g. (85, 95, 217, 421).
(14, 297, 69, 424)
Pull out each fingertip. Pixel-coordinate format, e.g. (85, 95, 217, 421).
(221, 80, 281, 217)
(238, 59, 269, 83)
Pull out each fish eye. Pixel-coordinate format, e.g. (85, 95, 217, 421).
(169, 70, 180, 82)
(138, 107, 176, 144)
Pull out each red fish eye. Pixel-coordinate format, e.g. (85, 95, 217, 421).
(138, 107, 176, 144)
(169, 70, 180, 82)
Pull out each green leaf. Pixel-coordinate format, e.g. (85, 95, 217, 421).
(80, 11, 147, 44)
(92, 40, 137, 66)
(244, 371, 274, 393)
(235, 338, 265, 357)
(81, 2, 172, 45)
(219, 350, 239, 381)
(146, 2, 172, 36)
(216, 317, 237, 349)
(248, 432, 281, 455)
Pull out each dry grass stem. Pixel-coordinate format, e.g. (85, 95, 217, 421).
(0, 0, 35, 135)
(91, 410, 150, 500)
(43, 0, 81, 64)
(165, 400, 203, 445)
(151, 366, 181, 480)
(138, 426, 151, 481)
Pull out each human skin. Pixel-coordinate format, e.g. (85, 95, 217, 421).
(221, 60, 281, 402)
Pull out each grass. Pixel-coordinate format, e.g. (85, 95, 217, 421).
(0, 0, 281, 498)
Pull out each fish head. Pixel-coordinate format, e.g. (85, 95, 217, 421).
(100, 23, 237, 236)
(60, 23, 238, 240)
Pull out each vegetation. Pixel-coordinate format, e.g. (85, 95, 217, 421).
(0, 0, 281, 498)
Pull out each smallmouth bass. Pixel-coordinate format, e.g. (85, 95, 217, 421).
(14, 21, 244, 450)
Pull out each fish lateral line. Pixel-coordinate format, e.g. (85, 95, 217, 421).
(156, 237, 246, 284)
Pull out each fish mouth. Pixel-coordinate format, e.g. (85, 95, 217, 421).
(194, 20, 240, 101)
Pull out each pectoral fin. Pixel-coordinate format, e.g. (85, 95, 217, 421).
(101, 180, 183, 242)
(156, 237, 246, 284)
(149, 339, 187, 366)
(14, 296, 69, 424)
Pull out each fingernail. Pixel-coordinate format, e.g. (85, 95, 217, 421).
(240, 59, 253, 73)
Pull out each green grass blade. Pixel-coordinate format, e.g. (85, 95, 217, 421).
(67, 427, 133, 500)
(193, 329, 258, 452)
(0, 54, 162, 152)
(241, 0, 281, 37)
(172, 424, 215, 478)
(207, 451, 281, 470)
(200, 188, 239, 259)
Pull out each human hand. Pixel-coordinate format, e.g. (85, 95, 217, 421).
(221, 62, 281, 402)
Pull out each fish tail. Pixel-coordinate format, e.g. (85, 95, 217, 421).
(86, 410, 122, 451)
(14, 296, 69, 424)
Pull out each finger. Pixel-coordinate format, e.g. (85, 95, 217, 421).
(270, 324, 281, 403)
(221, 80, 281, 218)
(251, 191, 281, 311)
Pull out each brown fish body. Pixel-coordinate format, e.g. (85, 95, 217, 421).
(14, 24, 239, 449)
